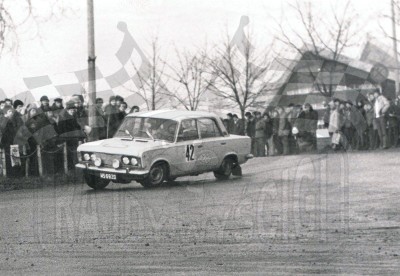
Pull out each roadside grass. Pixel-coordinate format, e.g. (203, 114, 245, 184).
(0, 171, 83, 192)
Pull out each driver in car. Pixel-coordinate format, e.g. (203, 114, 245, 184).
(180, 120, 197, 140)
(144, 119, 176, 142)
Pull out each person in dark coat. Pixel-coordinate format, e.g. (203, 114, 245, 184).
(11, 100, 25, 132)
(51, 98, 64, 122)
(271, 109, 281, 155)
(225, 113, 234, 134)
(25, 106, 59, 175)
(387, 99, 400, 148)
(263, 112, 273, 156)
(245, 112, 256, 154)
(231, 114, 244, 135)
(93, 97, 107, 140)
(277, 106, 291, 155)
(295, 103, 319, 152)
(104, 96, 120, 138)
(0, 106, 22, 177)
(39, 95, 51, 113)
(58, 101, 86, 170)
(117, 101, 128, 127)
(71, 95, 89, 131)
(363, 102, 376, 150)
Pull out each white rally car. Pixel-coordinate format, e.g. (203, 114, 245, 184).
(76, 110, 253, 189)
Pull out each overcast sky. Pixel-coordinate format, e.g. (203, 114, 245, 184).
(0, 0, 395, 99)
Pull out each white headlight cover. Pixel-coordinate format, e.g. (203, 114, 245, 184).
(112, 159, 120, 169)
(83, 153, 90, 161)
(94, 157, 102, 167)
(122, 157, 130, 165)
(130, 158, 138, 166)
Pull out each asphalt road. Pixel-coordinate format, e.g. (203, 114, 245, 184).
(0, 150, 399, 274)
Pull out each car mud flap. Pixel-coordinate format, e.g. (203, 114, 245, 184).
(232, 164, 242, 176)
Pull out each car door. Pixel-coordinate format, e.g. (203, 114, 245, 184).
(197, 117, 225, 171)
(170, 118, 204, 176)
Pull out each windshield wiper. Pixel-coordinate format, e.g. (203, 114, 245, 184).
(145, 130, 155, 141)
(124, 129, 134, 140)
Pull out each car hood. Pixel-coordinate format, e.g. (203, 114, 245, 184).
(77, 138, 173, 156)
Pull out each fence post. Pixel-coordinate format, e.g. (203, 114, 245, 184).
(23, 145, 29, 177)
(37, 145, 43, 177)
(1, 149, 6, 177)
(63, 142, 68, 174)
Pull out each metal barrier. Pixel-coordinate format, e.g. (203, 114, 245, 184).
(0, 141, 82, 178)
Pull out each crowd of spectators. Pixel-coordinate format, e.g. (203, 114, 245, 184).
(223, 103, 319, 157)
(1, 88, 399, 178)
(0, 94, 140, 178)
(223, 90, 400, 157)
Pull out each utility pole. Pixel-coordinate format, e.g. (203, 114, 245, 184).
(391, 0, 400, 96)
(87, 0, 98, 141)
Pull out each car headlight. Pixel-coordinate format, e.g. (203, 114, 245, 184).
(130, 157, 138, 166)
(94, 157, 102, 167)
(122, 156, 130, 165)
(83, 153, 90, 161)
(90, 154, 97, 161)
(112, 159, 120, 169)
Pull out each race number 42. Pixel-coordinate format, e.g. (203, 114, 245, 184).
(185, 144, 195, 161)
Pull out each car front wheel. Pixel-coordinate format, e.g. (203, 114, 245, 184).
(213, 158, 234, 180)
(140, 162, 167, 188)
(84, 173, 110, 190)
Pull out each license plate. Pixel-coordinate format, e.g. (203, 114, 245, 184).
(99, 173, 117, 180)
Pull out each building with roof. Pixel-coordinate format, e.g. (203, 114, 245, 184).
(261, 47, 396, 112)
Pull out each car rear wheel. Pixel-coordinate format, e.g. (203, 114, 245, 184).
(213, 158, 234, 180)
(84, 173, 110, 190)
(140, 162, 167, 188)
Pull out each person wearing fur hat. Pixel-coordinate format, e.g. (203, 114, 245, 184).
(11, 100, 24, 127)
(39, 95, 51, 113)
(51, 98, 64, 121)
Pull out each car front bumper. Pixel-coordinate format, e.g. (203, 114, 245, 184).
(75, 163, 149, 179)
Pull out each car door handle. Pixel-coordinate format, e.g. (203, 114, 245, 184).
(221, 142, 226, 145)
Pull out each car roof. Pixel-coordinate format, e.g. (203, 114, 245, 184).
(126, 109, 220, 121)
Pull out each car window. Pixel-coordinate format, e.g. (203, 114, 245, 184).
(177, 119, 199, 141)
(115, 117, 178, 142)
(198, 118, 223, 138)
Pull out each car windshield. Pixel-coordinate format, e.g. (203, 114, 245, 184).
(115, 116, 178, 142)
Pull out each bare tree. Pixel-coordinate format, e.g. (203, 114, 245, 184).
(163, 47, 214, 111)
(125, 37, 169, 111)
(208, 31, 273, 119)
(0, 0, 72, 57)
(274, 0, 359, 97)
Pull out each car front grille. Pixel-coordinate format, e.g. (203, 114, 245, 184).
(97, 153, 118, 167)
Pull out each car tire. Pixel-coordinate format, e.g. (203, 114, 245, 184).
(84, 173, 110, 190)
(140, 162, 167, 188)
(213, 158, 234, 180)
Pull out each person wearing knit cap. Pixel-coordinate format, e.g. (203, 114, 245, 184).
(40, 95, 51, 113)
